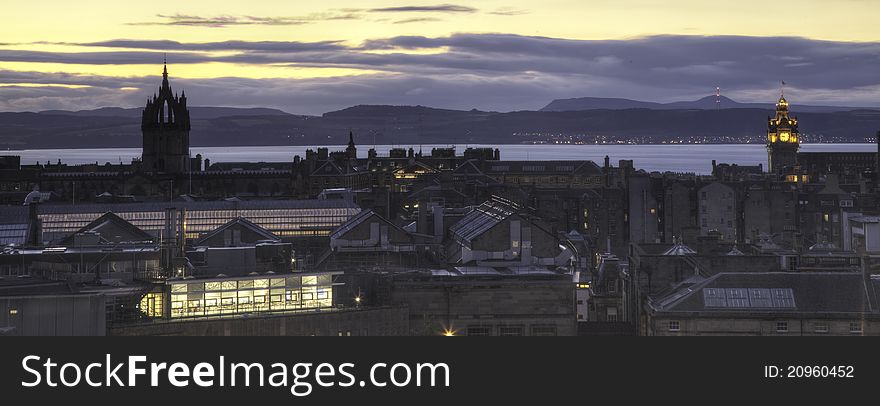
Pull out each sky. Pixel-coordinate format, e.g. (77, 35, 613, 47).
(2, 0, 879, 114)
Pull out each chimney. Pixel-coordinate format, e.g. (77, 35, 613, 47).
(876, 130, 880, 185)
(26, 200, 41, 246)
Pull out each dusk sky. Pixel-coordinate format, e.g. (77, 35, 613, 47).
(2, 0, 880, 114)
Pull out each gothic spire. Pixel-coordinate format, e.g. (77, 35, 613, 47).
(161, 54, 169, 90)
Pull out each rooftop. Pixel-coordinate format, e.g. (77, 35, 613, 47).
(649, 272, 877, 315)
(449, 197, 520, 245)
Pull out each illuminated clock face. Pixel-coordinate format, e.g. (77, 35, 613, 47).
(779, 132, 790, 142)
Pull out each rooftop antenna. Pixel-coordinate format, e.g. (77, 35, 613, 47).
(781, 80, 786, 97)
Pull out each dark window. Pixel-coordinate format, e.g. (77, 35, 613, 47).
(499, 326, 524, 336)
(466, 326, 491, 336)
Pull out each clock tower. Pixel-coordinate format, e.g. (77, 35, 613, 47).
(766, 94, 799, 174)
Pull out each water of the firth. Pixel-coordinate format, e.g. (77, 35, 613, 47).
(5, 144, 876, 175)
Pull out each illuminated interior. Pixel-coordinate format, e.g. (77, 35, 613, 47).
(138, 292, 164, 318)
(142, 273, 336, 319)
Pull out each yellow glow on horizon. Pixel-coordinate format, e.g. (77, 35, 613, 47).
(0, 61, 381, 80)
(0, 83, 92, 89)
(1, 0, 878, 87)
(4, 1, 879, 44)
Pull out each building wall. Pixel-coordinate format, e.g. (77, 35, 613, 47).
(111, 306, 409, 336)
(392, 278, 576, 336)
(698, 182, 737, 241)
(628, 176, 660, 244)
(663, 182, 694, 244)
(743, 187, 797, 245)
(649, 315, 880, 336)
(633, 255, 781, 295)
(0, 294, 106, 336)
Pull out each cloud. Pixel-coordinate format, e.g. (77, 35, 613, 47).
(488, 8, 529, 16)
(129, 12, 361, 27)
(49, 39, 347, 52)
(123, 5, 517, 28)
(368, 4, 477, 13)
(3, 34, 880, 113)
(393, 17, 442, 24)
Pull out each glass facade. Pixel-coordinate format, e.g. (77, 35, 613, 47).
(163, 273, 336, 319)
(139, 292, 164, 318)
(38, 202, 360, 242)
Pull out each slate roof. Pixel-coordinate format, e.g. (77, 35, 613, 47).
(35, 199, 359, 215)
(0, 223, 28, 246)
(449, 197, 520, 245)
(310, 160, 364, 177)
(649, 272, 878, 315)
(0, 277, 75, 297)
(194, 217, 279, 246)
(482, 160, 602, 175)
(59, 212, 154, 245)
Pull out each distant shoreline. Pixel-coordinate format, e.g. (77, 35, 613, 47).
(8, 143, 876, 174)
(3, 141, 876, 153)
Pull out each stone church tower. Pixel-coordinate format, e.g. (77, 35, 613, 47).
(142, 62, 190, 174)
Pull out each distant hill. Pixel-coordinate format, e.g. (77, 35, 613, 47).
(38, 106, 293, 120)
(541, 96, 880, 113)
(2, 104, 880, 150)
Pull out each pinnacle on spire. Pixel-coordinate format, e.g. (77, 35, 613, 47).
(161, 54, 170, 90)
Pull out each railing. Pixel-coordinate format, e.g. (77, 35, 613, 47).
(134, 269, 170, 282)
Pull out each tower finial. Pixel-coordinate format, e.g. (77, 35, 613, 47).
(161, 54, 169, 89)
